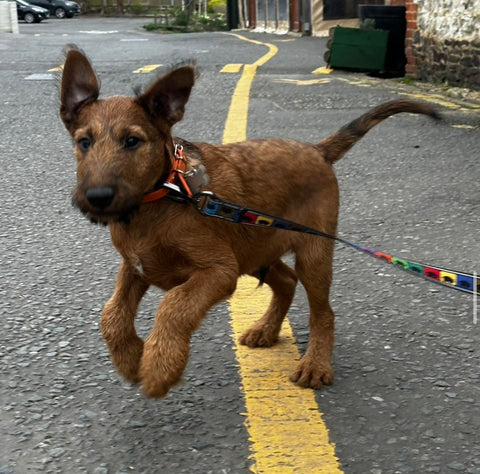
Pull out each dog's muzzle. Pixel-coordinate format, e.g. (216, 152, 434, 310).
(74, 183, 140, 225)
(85, 186, 116, 210)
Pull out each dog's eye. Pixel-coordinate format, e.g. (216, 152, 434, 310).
(124, 136, 141, 150)
(78, 137, 91, 152)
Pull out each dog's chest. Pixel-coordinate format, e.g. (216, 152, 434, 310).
(110, 230, 193, 290)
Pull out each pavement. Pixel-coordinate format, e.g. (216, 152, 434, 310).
(0, 16, 479, 474)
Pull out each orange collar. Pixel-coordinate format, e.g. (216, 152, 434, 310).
(142, 145, 193, 204)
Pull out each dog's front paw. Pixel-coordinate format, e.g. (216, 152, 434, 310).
(104, 334, 144, 384)
(239, 324, 279, 348)
(290, 356, 334, 390)
(139, 335, 189, 398)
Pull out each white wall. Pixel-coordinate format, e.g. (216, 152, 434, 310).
(416, 0, 480, 41)
(0, 1, 19, 34)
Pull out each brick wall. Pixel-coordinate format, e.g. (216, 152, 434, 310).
(404, 0, 417, 77)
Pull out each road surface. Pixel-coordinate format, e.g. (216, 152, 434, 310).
(1, 16, 479, 474)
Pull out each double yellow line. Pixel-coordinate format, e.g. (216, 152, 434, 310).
(222, 34, 342, 473)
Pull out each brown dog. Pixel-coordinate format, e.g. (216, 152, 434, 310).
(59, 45, 438, 397)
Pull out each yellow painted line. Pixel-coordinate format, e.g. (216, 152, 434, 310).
(223, 34, 342, 473)
(222, 63, 258, 144)
(132, 64, 162, 74)
(221, 63, 244, 73)
(452, 124, 477, 129)
(399, 92, 464, 110)
(225, 32, 278, 67)
(337, 77, 374, 87)
(333, 76, 480, 111)
(230, 278, 342, 473)
(48, 65, 64, 72)
(274, 78, 331, 86)
(312, 66, 334, 75)
(422, 92, 480, 109)
(399, 91, 480, 111)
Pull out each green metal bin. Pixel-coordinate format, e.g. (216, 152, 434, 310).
(327, 26, 389, 72)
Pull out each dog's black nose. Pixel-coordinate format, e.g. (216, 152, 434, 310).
(85, 186, 116, 210)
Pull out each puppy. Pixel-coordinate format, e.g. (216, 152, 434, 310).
(60, 45, 438, 397)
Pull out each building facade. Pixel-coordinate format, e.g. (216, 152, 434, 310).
(237, 0, 480, 89)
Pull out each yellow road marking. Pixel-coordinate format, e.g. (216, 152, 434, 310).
(48, 65, 64, 72)
(398, 92, 480, 111)
(275, 78, 331, 86)
(230, 278, 342, 473)
(452, 124, 477, 129)
(132, 64, 162, 74)
(222, 63, 258, 144)
(312, 73, 480, 111)
(336, 77, 375, 87)
(225, 32, 279, 67)
(221, 64, 244, 73)
(312, 66, 334, 75)
(223, 34, 342, 474)
(399, 92, 465, 110)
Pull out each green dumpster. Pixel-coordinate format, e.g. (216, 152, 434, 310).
(326, 26, 389, 72)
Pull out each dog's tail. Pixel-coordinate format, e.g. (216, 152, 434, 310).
(317, 99, 441, 164)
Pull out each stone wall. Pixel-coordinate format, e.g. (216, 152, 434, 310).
(412, 0, 480, 89)
(414, 34, 480, 88)
(416, 0, 480, 40)
(387, 0, 480, 89)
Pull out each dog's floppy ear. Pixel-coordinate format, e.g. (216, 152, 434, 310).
(60, 45, 100, 132)
(136, 64, 196, 129)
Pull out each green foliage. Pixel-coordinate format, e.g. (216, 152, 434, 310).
(397, 77, 415, 85)
(168, 6, 190, 26)
(144, 22, 161, 31)
(129, 4, 148, 15)
(207, 0, 226, 14)
(196, 13, 227, 31)
(143, 5, 227, 33)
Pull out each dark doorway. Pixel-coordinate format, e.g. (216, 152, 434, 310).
(323, 0, 384, 20)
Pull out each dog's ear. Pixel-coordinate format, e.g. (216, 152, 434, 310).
(136, 65, 196, 129)
(60, 45, 100, 132)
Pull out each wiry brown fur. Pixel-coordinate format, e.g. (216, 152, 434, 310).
(60, 45, 439, 398)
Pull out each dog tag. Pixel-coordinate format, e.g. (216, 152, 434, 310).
(185, 165, 210, 194)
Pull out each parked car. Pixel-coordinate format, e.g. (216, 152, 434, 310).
(16, 0, 49, 23)
(27, 0, 80, 18)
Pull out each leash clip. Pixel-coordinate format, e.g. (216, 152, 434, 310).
(164, 182, 191, 203)
(191, 191, 216, 214)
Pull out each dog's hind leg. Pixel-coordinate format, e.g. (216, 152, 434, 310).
(239, 260, 298, 348)
(101, 261, 150, 384)
(290, 238, 335, 389)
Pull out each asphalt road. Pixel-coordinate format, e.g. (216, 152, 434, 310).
(1, 16, 479, 474)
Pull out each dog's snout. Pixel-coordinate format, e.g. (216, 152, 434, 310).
(85, 186, 116, 210)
